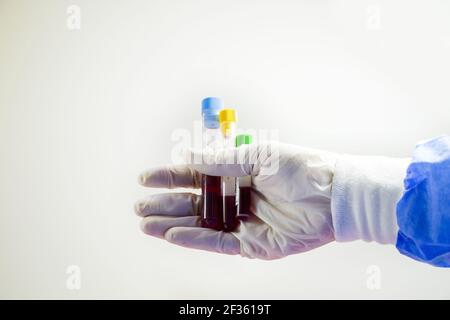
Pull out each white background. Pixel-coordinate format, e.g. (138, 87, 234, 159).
(1, 0, 449, 299)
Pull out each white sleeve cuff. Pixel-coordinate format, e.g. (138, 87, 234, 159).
(331, 155, 410, 244)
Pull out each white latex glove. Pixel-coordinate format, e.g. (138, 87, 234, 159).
(331, 154, 410, 244)
(135, 142, 337, 260)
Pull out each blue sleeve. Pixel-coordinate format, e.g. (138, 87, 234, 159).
(396, 136, 450, 267)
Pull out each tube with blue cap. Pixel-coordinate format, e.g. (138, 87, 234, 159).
(200, 97, 223, 230)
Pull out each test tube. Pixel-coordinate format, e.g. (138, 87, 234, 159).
(235, 134, 253, 221)
(219, 109, 238, 232)
(200, 97, 223, 230)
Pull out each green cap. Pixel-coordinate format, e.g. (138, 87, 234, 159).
(235, 134, 253, 147)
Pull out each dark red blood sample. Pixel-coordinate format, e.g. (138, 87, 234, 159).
(201, 175, 223, 230)
(223, 195, 238, 232)
(237, 186, 251, 220)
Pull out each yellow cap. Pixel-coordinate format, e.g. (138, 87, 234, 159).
(219, 109, 237, 136)
(219, 109, 237, 123)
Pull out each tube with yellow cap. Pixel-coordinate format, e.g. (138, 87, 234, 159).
(219, 109, 238, 232)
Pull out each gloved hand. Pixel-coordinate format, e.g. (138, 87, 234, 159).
(135, 141, 410, 259)
(135, 142, 338, 260)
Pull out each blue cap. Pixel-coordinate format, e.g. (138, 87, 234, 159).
(201, 97, 223, 129)
(201, 97, 223, 116)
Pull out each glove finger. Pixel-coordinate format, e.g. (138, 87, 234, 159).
(139, 165, 201, 189)
(165, 227, 241, 255)
(140, 216, 201, 239)
(185, 142, 281, 177)
(184, 145, 255, 177)
(134, 192, 200, 217)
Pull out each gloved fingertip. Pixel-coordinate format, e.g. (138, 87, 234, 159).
(140, 217, 163, 238)
(138, 173, 146, 186)
(140, 218, 150, 234)
(138, 170, 152, 186)
(138, 167, 167, 188)
(134, 201, 144, 216)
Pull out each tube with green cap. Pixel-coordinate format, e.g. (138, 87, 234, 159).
(235, 134, 253, 221)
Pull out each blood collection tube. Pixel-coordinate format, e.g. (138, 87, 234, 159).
(219, 109, 238, 232)
(235, 134, 253, 221)
(200, 97, 223, 230)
